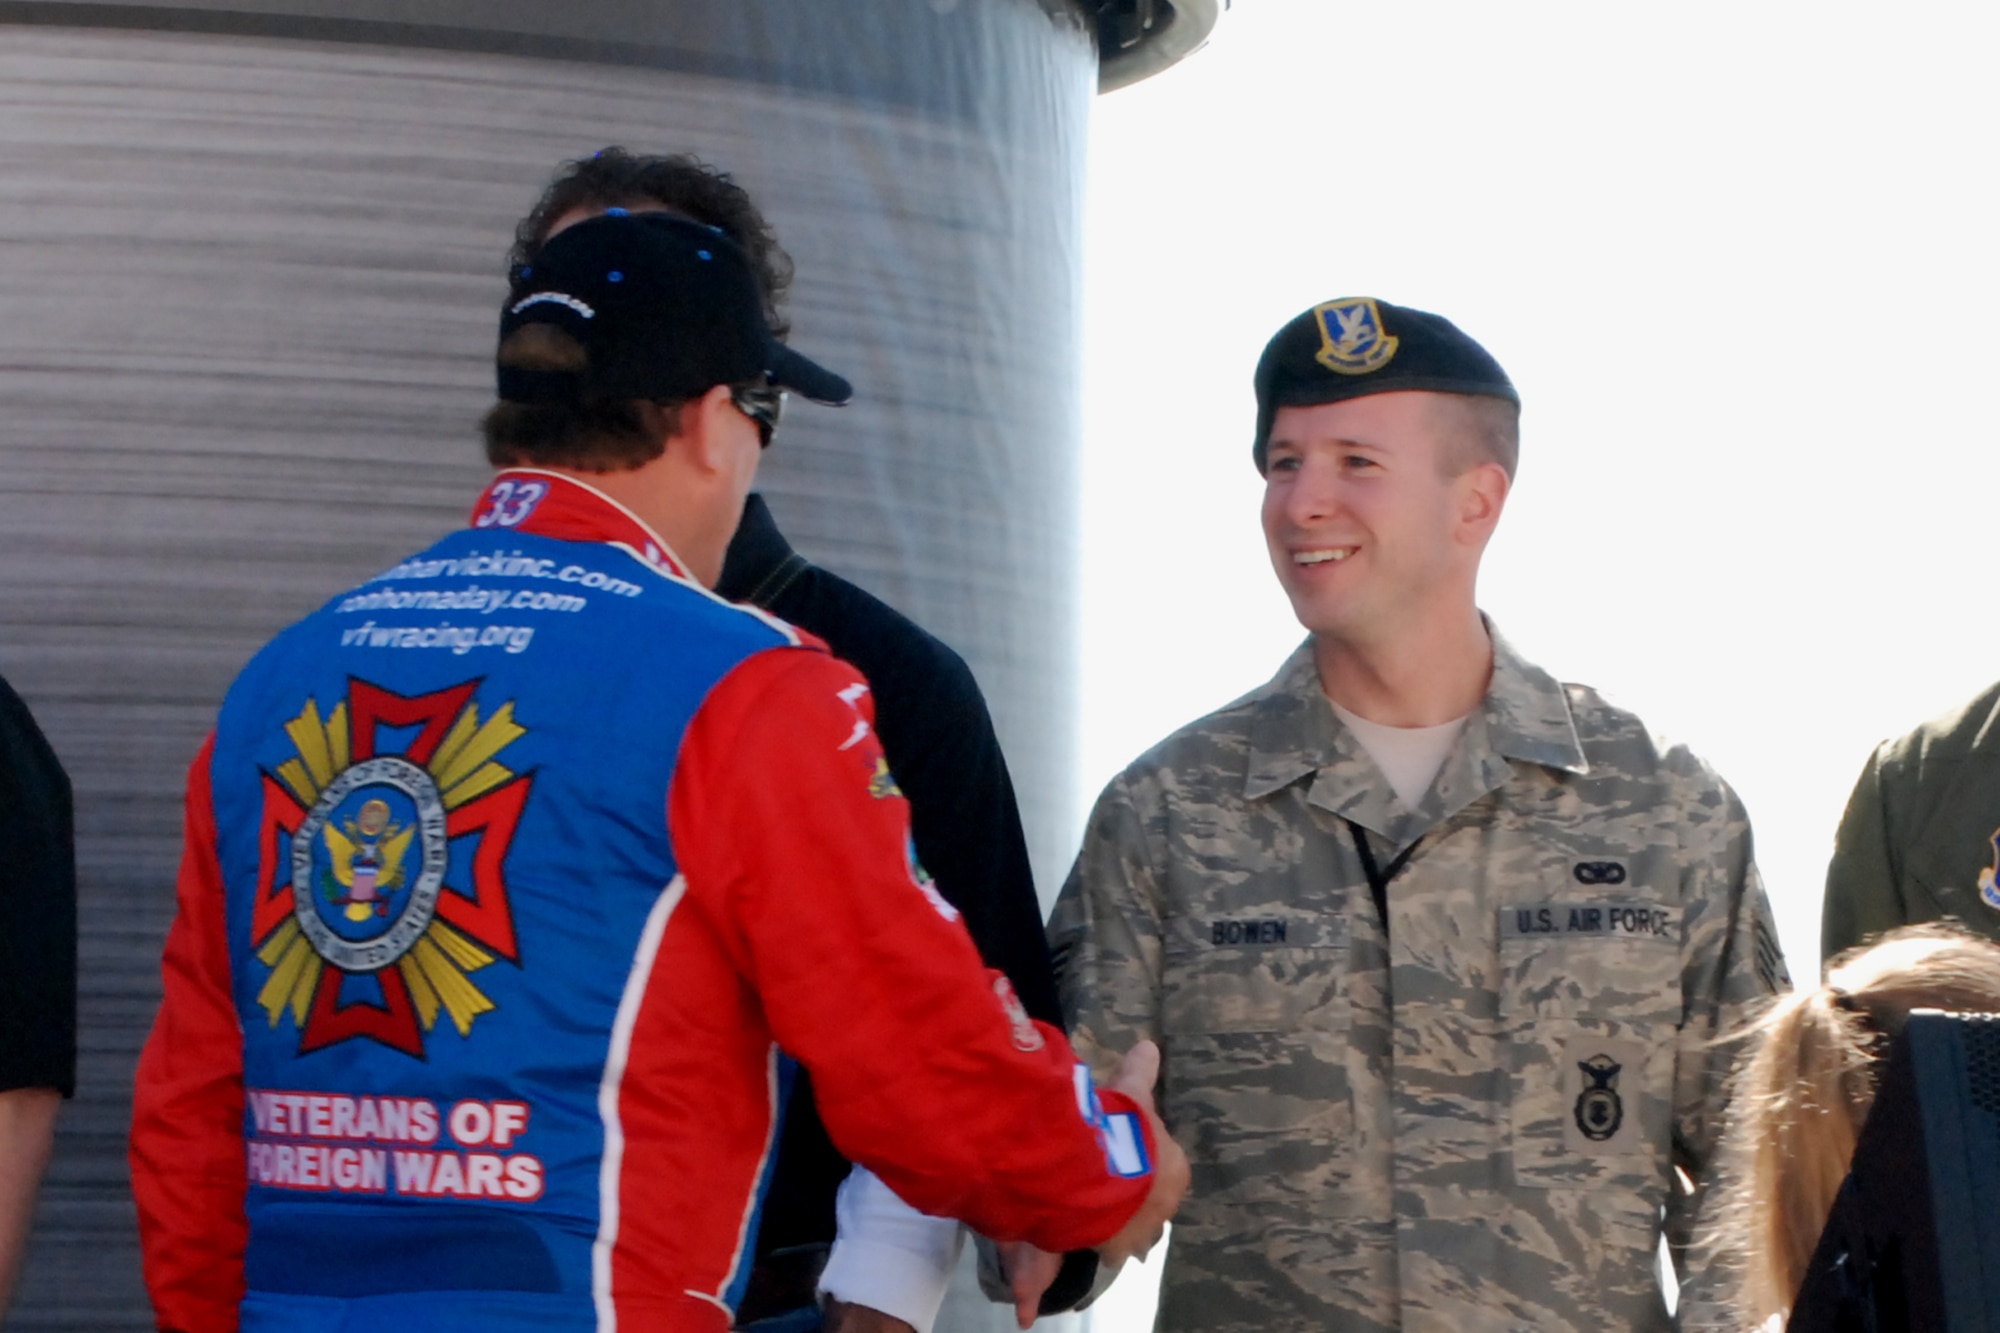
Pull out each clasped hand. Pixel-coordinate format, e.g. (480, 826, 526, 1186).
(996, 1039, 1188, 1329)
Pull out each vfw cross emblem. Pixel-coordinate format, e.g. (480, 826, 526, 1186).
(252, 679, 532, 1057)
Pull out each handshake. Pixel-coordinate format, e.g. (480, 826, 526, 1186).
(1001, 1040, 1191, 1326)
(827, 1040, 1191, 1333)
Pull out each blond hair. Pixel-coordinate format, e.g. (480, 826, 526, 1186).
(1710, 923, 2000, 1325)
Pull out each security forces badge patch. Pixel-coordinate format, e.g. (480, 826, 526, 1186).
(1560, 1036, 1647, 1154)
(1979, 824, 2000, 913)
(1574, 1054, 1625, 1142)
(251, 679, 532, 1058)
(1312, 297, 1400, 376)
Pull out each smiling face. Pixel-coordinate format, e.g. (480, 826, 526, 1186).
(1260, 391, 1508, 646)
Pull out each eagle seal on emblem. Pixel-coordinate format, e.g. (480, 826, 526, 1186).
(251, 680, 533, 1058)
(324, 798, 412, 922)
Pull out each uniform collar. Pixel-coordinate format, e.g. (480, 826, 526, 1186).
(1243, 620, 1589, 847)
(468, 468, 691, 582)
(1481, 628, 1592, 776)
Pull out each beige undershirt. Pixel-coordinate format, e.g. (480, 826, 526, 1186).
(1327, 697, 1472, 811)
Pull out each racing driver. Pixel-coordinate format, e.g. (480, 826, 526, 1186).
(129, 212, 1184, 1333)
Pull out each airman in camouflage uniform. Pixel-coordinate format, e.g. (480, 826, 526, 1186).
(1049, 299, 1788, 1332)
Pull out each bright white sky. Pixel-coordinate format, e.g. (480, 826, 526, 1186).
(1081, 0, 2000, 997)
(1077, 4, 2000, 1323)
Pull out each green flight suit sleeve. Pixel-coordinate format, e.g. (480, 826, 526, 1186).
(1667, 772, 1790, 1331)
(1821, 744, 1906, 965)
(1048, 773, 1165, 1086)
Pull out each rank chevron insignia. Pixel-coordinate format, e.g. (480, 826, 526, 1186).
(251, 679, 533, 1058)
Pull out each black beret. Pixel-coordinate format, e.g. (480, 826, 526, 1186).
(1252, 297, 1516, 471)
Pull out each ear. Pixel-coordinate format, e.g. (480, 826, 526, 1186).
(670, 384, 742, 477)
(1455, 460, 1511, 547)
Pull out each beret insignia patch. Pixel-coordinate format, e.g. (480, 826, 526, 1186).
(1312, 297, 1399, 375)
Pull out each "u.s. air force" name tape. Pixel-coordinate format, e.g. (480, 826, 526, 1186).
(1500, 901, 1680, 940)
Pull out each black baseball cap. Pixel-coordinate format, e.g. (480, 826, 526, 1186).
(1253, 297, 1515, 471)
(497, 210, 852, 410)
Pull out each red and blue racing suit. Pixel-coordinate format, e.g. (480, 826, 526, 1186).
(130, 471, 1154, 1332)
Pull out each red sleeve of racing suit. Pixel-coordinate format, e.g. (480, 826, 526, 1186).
(670, 647, 1154, 1254)
(130, 737, 247, 1333)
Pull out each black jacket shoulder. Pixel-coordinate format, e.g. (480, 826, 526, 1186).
(0, 673, 77, 1096)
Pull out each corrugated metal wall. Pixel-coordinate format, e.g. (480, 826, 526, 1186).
(0, 6, 1093, 1325)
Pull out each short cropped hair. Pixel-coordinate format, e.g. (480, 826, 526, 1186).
(1431, 393, 1520, 480)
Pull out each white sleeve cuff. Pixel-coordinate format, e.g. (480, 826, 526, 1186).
(818, 1168, 966, 1333)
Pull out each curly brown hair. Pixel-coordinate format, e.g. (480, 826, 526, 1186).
(488, 149, 786, 471)
(511, 147, 795, 338)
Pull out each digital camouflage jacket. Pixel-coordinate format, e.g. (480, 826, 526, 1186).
(1050, 630, 1789, 1333)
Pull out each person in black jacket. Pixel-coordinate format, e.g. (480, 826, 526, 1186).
(514, 149, 1073, 1333)
(0, 672, 76, 1315)
(717, 495, 1078, 1330)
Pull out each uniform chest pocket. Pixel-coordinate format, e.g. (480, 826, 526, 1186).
(1162, 915, 1349, 1034)
(1158, 916, 1356, 1216)
(1498, 902, 1680, 1196)
(1498, 900, 1683, 1023)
